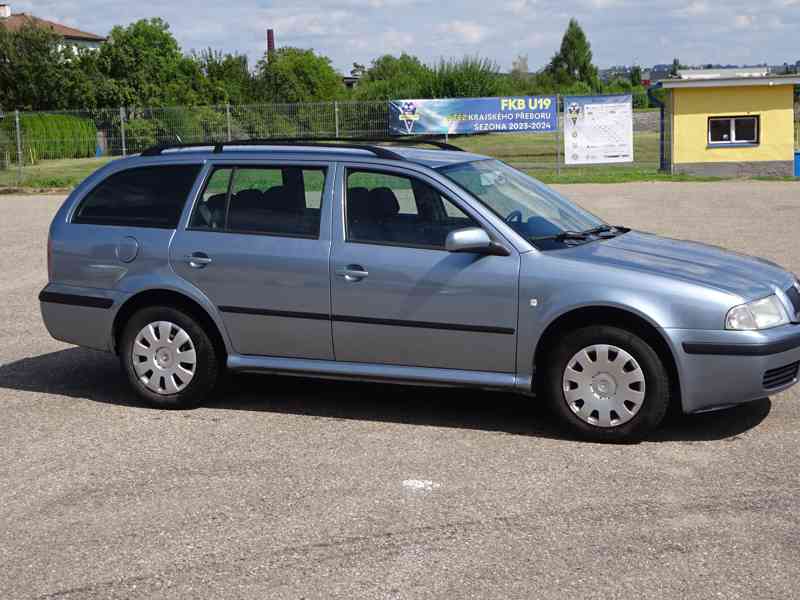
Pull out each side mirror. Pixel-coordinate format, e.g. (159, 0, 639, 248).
(445, 227, 510, 256)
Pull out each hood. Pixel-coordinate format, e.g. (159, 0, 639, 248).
(556, 231, 795, 300)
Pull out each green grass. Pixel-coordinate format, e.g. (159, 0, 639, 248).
(0, 156, 112, 189)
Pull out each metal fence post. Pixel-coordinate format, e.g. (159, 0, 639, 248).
(14, 110, 23, 185)
(334, 101, 340, 138)
(226, 104, 232, 141)
(119, 107, 127, 156)
(555, 95, 562, 176)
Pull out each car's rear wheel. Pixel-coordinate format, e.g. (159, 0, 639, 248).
(541, 325, 670, 442)
(120, 306, 219, 409)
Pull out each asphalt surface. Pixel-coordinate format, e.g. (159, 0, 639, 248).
(1, 182, 800, 599)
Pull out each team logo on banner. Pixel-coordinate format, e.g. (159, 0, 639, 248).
(399, 101, 420, 134)
(567, 102, 582, 127)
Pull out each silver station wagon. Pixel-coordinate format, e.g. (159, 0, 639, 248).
(40, 139, 800, 441)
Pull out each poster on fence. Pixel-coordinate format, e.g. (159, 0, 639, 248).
(563, 95, 633, 165)
(389, 96, 557, 135)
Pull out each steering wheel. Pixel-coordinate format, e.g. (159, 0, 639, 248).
(505, 210, 523, 225)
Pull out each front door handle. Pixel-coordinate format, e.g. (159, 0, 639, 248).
(336, 264, 369, 281)
(186, 252, 212, 269)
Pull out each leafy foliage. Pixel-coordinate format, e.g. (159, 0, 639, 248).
(254, 48, 343, 103)
(1, 113, 96, 164)
(544, 19, 600, 91)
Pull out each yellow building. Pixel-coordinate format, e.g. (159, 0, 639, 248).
(659, 75, 800, 177)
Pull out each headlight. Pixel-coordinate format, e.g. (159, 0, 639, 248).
(725, 295, 789, 331)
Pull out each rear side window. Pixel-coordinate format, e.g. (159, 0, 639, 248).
(189, 166, 326, 238)
(73, 165, 201, 228)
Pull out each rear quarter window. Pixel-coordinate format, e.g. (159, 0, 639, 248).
(72, 164, 202, 228)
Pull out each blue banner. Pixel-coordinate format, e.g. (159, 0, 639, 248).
(389, 96, 557, 135)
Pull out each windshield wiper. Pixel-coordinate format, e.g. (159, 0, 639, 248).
(582, 225, 615, 235)
(531, 225, 628, 244)
(530, 230, 590, 242)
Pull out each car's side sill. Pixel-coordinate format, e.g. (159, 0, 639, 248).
(228, 354, 532, 393)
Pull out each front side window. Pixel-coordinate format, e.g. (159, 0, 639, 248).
(73, 164, 202, 228)
(190, 166, 326, 238)
(708, 116, 759, 145)
(345, 169, 477, 249)
(438, 159, 604, 242)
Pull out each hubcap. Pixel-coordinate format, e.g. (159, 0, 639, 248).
(132, 321, 197, 395)
(562, 344, 646, 428)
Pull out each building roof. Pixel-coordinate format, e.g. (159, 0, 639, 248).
(659, 75, 800, 89)
(0, 13, 106, 42)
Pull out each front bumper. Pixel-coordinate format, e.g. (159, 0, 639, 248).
(666, 325, 800, 414)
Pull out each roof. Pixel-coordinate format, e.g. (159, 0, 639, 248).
(677, 67, 769, 80)
(659, 75, 800, 89)
(0, 13, 105, 42)
(128, 143, 488, 170)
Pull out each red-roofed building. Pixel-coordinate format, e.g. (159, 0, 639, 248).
(0, 4, 105, 50)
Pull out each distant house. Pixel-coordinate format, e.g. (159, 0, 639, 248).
(0, 4, 105, 51)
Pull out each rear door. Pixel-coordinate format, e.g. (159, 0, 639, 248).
(330, 164, 520, 373)
(170, 161, 334, 359)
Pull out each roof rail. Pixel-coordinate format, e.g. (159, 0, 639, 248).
(255, 136, 464, 152)
(139, 136, 462, 158)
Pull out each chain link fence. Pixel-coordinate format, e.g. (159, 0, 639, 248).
(0, 100, 662, 187)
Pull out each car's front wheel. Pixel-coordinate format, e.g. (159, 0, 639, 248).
(120, 306, 220, 409)
(541, 325, 670, 442)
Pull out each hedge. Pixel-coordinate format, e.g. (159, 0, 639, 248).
(1, 114, 97, 164)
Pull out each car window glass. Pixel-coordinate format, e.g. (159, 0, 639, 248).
(190, 166, 326, 238)
(73, 165, 201, 228)
(190, 168, 230, 230)
(346, 169, 477, 248)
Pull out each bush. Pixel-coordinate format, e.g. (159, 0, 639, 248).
(124, 117, 158, 152)
(1, 113, 96, 164)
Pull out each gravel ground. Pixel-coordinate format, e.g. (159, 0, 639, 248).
(1, 181, 799, 600)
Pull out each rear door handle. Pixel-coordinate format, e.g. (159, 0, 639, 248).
(186, 252, 212, 269)
(336, 264, 369, 281)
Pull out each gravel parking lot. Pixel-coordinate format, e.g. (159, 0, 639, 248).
(2, 181, 800, 599)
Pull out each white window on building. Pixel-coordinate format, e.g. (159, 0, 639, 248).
(708, 116, 759, 146)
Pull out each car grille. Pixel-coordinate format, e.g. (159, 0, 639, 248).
(763, 362, 800, 390)
(786, 284, 800, 321)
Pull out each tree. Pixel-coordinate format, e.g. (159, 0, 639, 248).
(629, 65, 642, 87)
(93, 18, 207, 107)
(195, 49, 254, 104)
(670, 58, 682, 77)
(544, 19, 599, 90)
(0, 24, 75, 110)
(353, 53, 431, 100)
(350, 62, 366, 78)
(422, 56, 507, 98)
(254, 47, 343, 103)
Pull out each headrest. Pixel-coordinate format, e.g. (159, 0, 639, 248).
(263, 186, 304, 214)
(369, 187, 400, 219)
(233, 188, 263, 209)
(347, 187, 371, 220)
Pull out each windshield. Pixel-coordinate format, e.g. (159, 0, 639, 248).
(438, 159, 607, 245)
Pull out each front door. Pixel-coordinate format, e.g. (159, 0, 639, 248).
(171, 162, 334, 359)
(330, 165, 519, 373)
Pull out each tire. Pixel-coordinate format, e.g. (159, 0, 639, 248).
(120, 305, 220, 409)
(540, 325, 670, 442)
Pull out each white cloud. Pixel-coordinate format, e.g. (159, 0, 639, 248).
(8, 0, 800, 75)
(673, 1, 709, 17)
(437, 20, 488, 44)
(506, 0, 537, 14)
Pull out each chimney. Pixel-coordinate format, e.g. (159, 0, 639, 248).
(0, 5, 11, 19)
(266, 29, 275, 60)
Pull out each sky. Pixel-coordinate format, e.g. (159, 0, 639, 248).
(12, 0, 800, 73)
